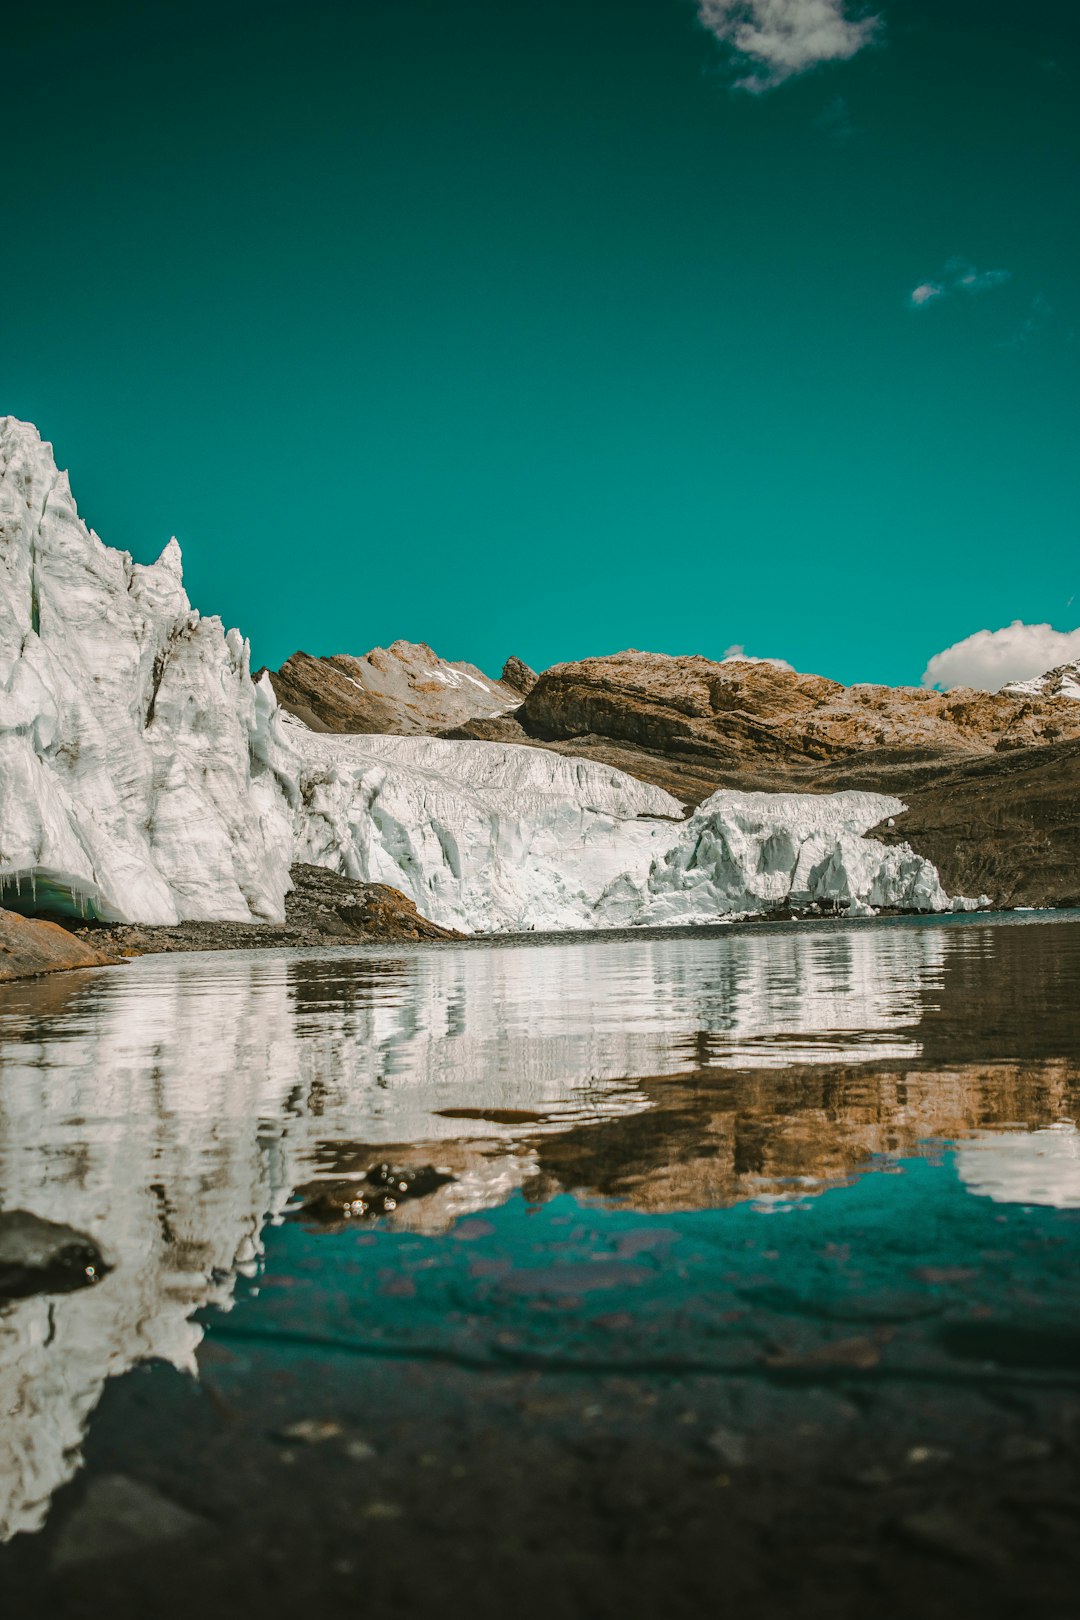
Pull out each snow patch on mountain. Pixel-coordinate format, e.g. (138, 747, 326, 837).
(1000, 659, 1080, 701)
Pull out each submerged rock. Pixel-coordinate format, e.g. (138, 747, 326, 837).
(51, 1474, 206, 1569)
(295, 1164, 456, 1225)
(0, 1210, 109, 1301)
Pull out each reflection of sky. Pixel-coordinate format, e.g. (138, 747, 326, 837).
(0, 919, 1067, 1543)
(955, 1123, 1080, 1209)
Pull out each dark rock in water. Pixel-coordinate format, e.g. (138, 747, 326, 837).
(0, 1209, 109, 1301)
(296, 1164, 455, 1224)
(51, 1475, 206, 1569)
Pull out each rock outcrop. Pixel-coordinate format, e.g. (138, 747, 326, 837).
(72, 865, 464, 955)
(517, 650, 1080, 788)
(0, 909, 116, 982)
(500, 656, 539, 697)
(267, 641, 522, 734)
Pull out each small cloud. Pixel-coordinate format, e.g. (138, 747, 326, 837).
(949, 260, 1012, 295)
(909, 259, 1011, 310)
(1002, 291, 1053, 349)
(696, 0, 883, 93)
(722, 643, 795, 670)
(814, 94, 856, 140)
(922, 620, 1080, 692)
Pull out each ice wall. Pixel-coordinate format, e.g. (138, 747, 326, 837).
(0, 418, 294, 924)
(288, 732, 963, 931)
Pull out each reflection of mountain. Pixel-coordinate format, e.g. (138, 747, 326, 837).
(526, 1058, 1080, 1213)
(0, 915, 1077, 1539)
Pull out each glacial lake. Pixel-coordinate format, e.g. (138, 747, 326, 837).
(3, 912, 1080, 1617)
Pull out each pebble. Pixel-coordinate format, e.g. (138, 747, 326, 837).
(277, 1419, 343, 1445)
(708, 1426, 748, 1467)
(51, 1475, 206, 1569)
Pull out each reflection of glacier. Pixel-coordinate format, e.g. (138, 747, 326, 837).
(0, 922, 946, 1539)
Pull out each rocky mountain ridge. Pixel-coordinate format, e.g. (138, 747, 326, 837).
(1001, 657, 1080, 701)
(266, 642, 530, 735)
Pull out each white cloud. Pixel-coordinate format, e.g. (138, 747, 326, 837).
(954, 267, 1011, 294)
(722, 643, 795, 670)
(921, 621, 1080, 692)
(909, 260, 1011, 309)
(696, 0, 882, 92)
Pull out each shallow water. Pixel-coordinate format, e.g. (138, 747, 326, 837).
(2, 911, 1080, 1611)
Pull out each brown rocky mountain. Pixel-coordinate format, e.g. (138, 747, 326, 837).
(265, 641, 526, 735)
(496, 651, 1080, 907)
(516, 650, 1080, 787)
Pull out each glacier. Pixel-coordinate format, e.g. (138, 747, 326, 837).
(0, 418, 293, 924)
(0, 417, 974, 931)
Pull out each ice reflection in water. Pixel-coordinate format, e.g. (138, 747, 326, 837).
(0, 913, 1079, 1540)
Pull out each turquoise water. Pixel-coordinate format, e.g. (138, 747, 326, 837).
(221, 1160, 1080, 1385)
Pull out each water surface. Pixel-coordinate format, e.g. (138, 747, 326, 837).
(2, 911, 1080, 1612)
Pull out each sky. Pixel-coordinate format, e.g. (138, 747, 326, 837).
(4, 0, 1078, 687)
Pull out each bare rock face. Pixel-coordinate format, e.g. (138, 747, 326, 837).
(519, 651, 1080, 779)
(874, 737, 1080, 909)
(0, 909, 116, 983)
(267, 641, 523, 735)
(335, 884, 464, 942)
(500, 655, 539, 697)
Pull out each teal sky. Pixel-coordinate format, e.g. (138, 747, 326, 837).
(5, 0, 1078, 684)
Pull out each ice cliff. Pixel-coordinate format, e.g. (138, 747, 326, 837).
(0, 418, 292, 924)
(287, 730, 959, 931)
(0, 418, 972, 930)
